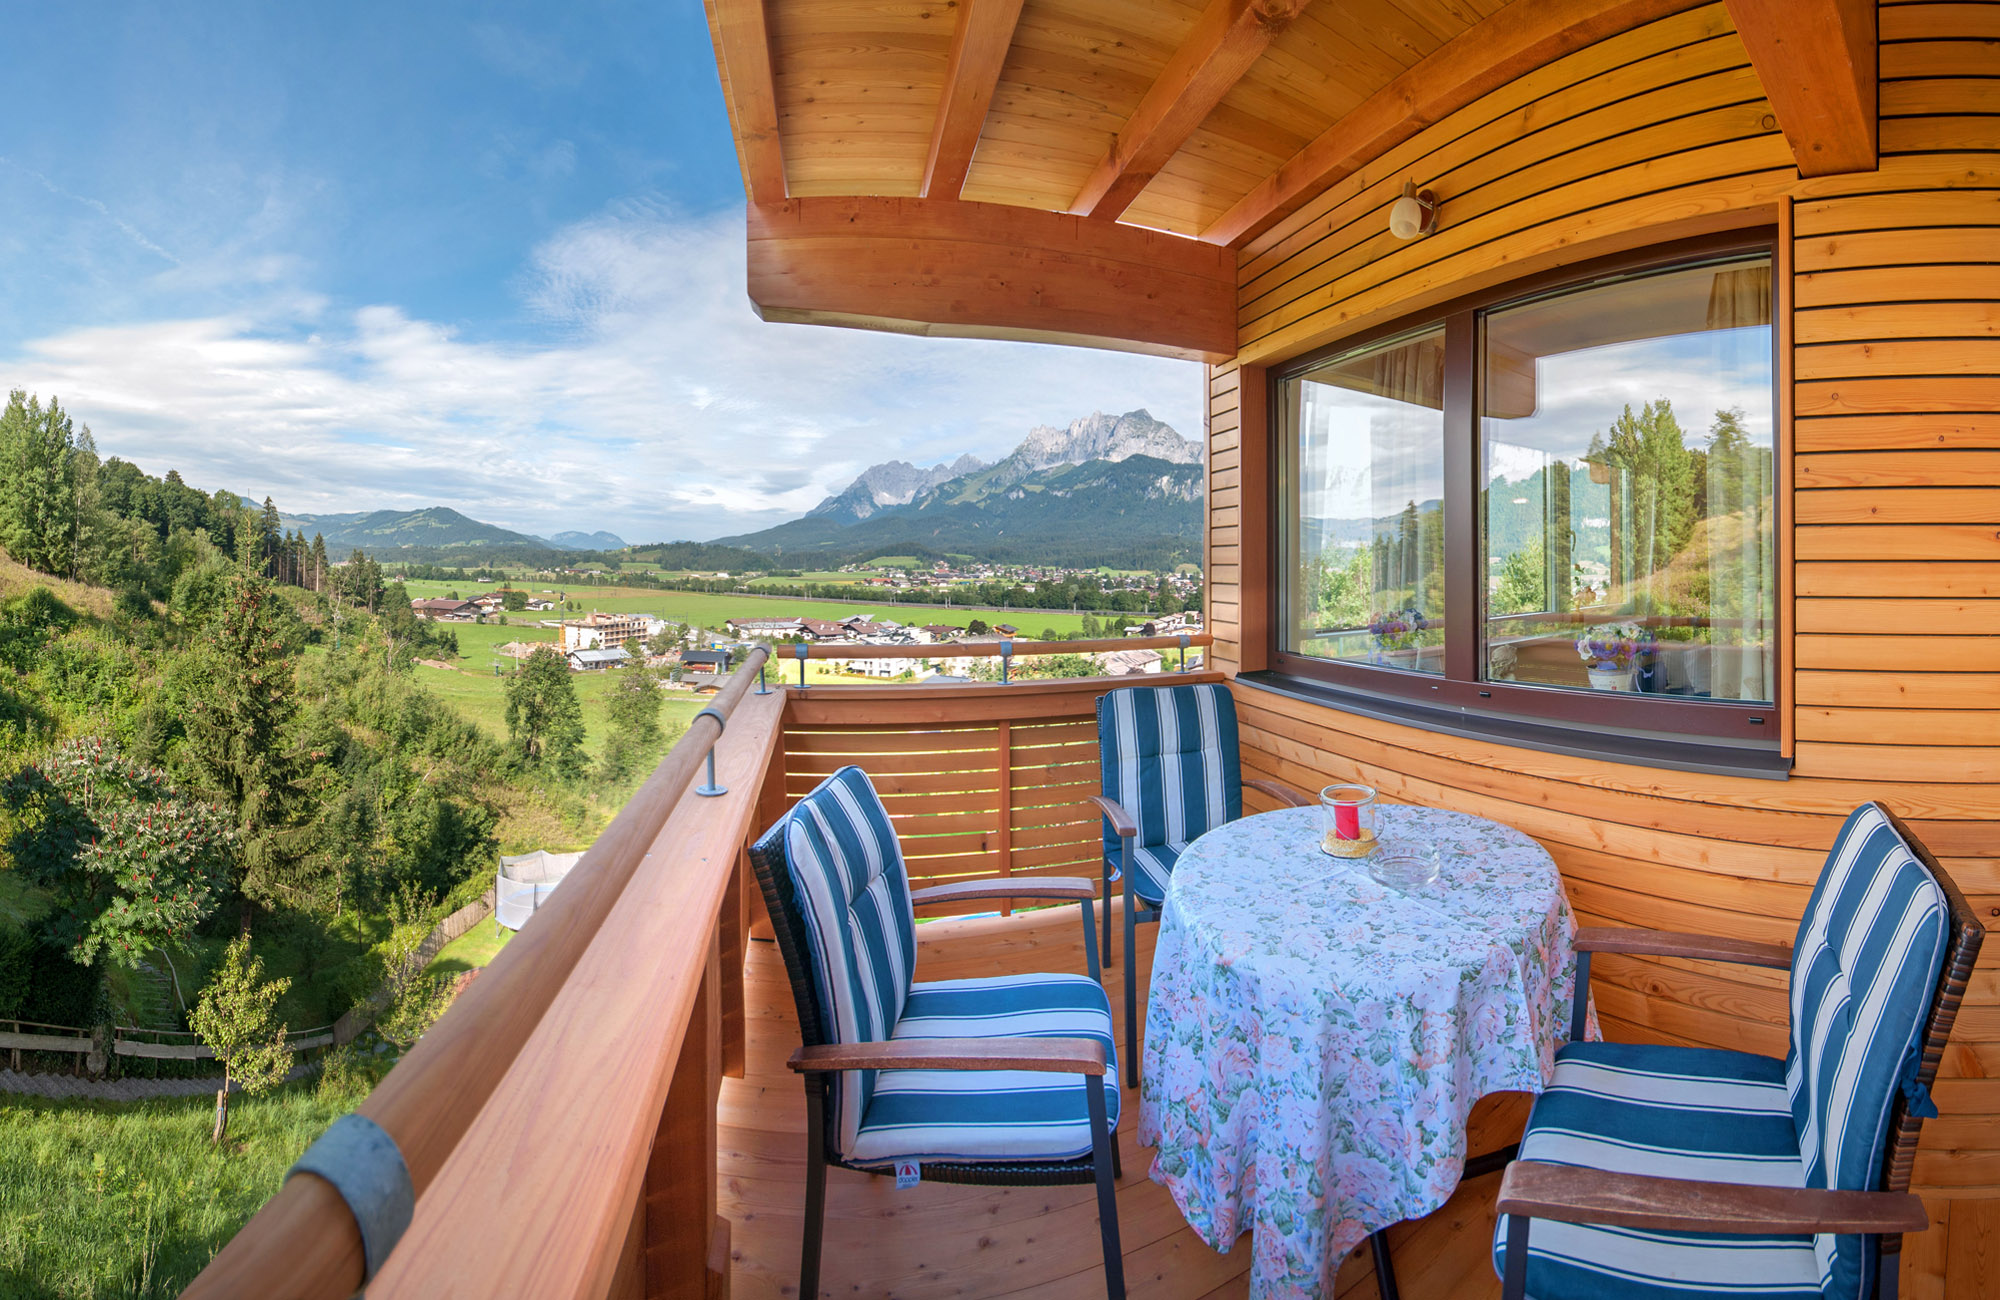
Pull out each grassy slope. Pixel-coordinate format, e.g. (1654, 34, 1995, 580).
(0, 1080, 364, 1299)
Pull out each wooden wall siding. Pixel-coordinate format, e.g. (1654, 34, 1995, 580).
(1203, 0, 2000, 1247)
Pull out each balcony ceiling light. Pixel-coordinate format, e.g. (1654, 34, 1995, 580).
(1389, 180, 1437, 240)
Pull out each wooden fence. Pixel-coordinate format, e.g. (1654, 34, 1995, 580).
(1, 890, 498, 1075)
(777, 670, 1222, 912)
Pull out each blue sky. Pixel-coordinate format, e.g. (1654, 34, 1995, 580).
(1, 2, 1200, 543)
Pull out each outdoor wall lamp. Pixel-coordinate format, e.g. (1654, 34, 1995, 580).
(1389, 180, 1437, 239)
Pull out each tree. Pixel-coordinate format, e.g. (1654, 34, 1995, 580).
(0, 390, 80, 575)
(499, 589, 528, 612)
(177, 577, 309, 905)
(189, 935, 292, 1143)
(505, 648, 586, 776)
(600, 666, 665, 784)
(967, 618, 990, 635)
(1492, 538, 1548, 616)
(309, 533, 327, 593)
(373, 886, 455, 1051)
(2, 738, 235, 967)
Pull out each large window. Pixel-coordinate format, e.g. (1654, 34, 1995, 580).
(1276, 240, 1778, 753)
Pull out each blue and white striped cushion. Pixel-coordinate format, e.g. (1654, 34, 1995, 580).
(1493, 1041, 1821, 1300)
(783, 766, 919, 1155)
(1126, 842, 1184, 906)
(1785, 804, 1949, 1300)
(1097, 682, 1240, 886)
(849, 972, 1121, 1164)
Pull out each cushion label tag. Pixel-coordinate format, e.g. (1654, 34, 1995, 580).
(895, 1160, 920, 1190)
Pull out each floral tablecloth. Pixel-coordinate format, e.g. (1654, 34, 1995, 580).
(1137, 804, 1588, 1299)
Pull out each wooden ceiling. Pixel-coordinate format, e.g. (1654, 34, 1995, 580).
(705, 0, 1881, 360)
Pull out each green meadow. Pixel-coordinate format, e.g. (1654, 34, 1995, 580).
(394, 580, 1101, 637)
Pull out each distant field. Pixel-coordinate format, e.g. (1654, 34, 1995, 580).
(395, 580, 1107, 637)
(745, 571, 862, 587)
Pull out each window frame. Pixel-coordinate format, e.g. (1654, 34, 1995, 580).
(1266, 230, 1782, 748)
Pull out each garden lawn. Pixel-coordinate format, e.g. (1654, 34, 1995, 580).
(0, 1079, 363, 1298)
(426, 921, 511, 979)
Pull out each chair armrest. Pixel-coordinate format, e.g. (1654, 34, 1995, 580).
(789, 1036, 1107, 1076)
(1497, 1161, 1930, 1236)
(1574, 926, 1792, 969)
(1086, 794, 1137, 840)
(1244, 778, 1315, 809)
(909, 877, 1097, 907)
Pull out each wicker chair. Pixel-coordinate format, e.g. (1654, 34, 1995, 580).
(1495, 803, 1983, 1300)
(749, 765, 1126, 1300)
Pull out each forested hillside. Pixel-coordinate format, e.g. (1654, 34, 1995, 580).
(0, 389, 666, 1038)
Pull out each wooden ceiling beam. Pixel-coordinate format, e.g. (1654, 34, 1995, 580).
(705, 0, 787, 203)
(1071, 0, 1314, 222)
(746, 197, 1238, 363)
(921, 0, 1028, 200)
(1723, 0, 1876, 176)
(1202, 0, 1701, 247)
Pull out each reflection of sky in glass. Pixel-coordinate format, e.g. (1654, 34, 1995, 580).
(1300, 383, 1443, 521)
(1483, 255, 1773, 483)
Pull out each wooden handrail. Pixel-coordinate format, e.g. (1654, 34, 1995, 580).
(368, 682, 787, 1297)
(797, 631, 1211, 660)
(185, 645, 772, 1300)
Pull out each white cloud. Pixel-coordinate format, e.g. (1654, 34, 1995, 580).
(5, 203, 1202, 543)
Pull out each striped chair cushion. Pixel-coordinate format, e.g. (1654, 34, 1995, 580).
(849, 972, 1121, 1164)
(1098, 682, 1240, 888)
(1127, 843, 1184, 906)
(1785, 803, 1949, 1299)
(782, 766, 919, 1155)
(1493, 1041, 1821, 1300)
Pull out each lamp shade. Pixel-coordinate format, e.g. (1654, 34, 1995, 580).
(1388, 181, 1435, 240)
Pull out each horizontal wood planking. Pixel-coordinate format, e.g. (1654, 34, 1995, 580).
(1206, 8, 2000, 1233)
(777, 689, 1120, 910)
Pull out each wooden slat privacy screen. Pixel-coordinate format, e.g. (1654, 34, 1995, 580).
(1204, 2, 2000, 1287)
(778, 675, 1225, 909)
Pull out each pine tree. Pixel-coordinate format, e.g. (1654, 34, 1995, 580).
(0, 390, 80, 574)
(257, 498, 282, 577)
(178, 577, 308, 905)
(189, 935, 292, 1143)
(310, 533, 327, 593)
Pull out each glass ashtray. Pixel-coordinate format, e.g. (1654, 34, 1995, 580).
(1369, 851, 1439, 891)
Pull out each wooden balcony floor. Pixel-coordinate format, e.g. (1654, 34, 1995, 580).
(721, 899, 1530, 1299)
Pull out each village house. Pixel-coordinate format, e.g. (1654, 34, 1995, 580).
(567, 646, 631, 672)
(410, 598, 476, 621)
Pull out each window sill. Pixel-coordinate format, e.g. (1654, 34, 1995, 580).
(1236, 671, 1791, 782)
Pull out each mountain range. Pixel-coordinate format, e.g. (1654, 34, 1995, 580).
(275, 506, 626, 554)
(714, 410, 1204, 568)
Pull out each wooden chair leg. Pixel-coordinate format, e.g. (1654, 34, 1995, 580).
(802, 1088, 829, 1300)
(1087, 1077, 1126, 1300)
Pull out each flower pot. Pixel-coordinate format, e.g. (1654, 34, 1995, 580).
(1370, 646, 1420, 670)
(1587, 665, 1636, 692)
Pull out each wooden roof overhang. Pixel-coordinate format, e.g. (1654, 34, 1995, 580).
(704, 0, 1881, 363)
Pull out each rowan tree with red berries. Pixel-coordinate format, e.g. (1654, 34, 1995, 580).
(2, 737, 234, 967)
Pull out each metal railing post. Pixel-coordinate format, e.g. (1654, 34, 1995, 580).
(795, 641, 809, 688)
(1000, 640, 1013, 683)
(1179, 633, 1190, 672)
(693, 707, 728, 797)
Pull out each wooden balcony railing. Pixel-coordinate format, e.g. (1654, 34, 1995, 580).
(185, 643, 1204, 1298)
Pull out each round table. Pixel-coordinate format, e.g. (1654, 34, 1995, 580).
(1136, 804, 1587, 1300)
